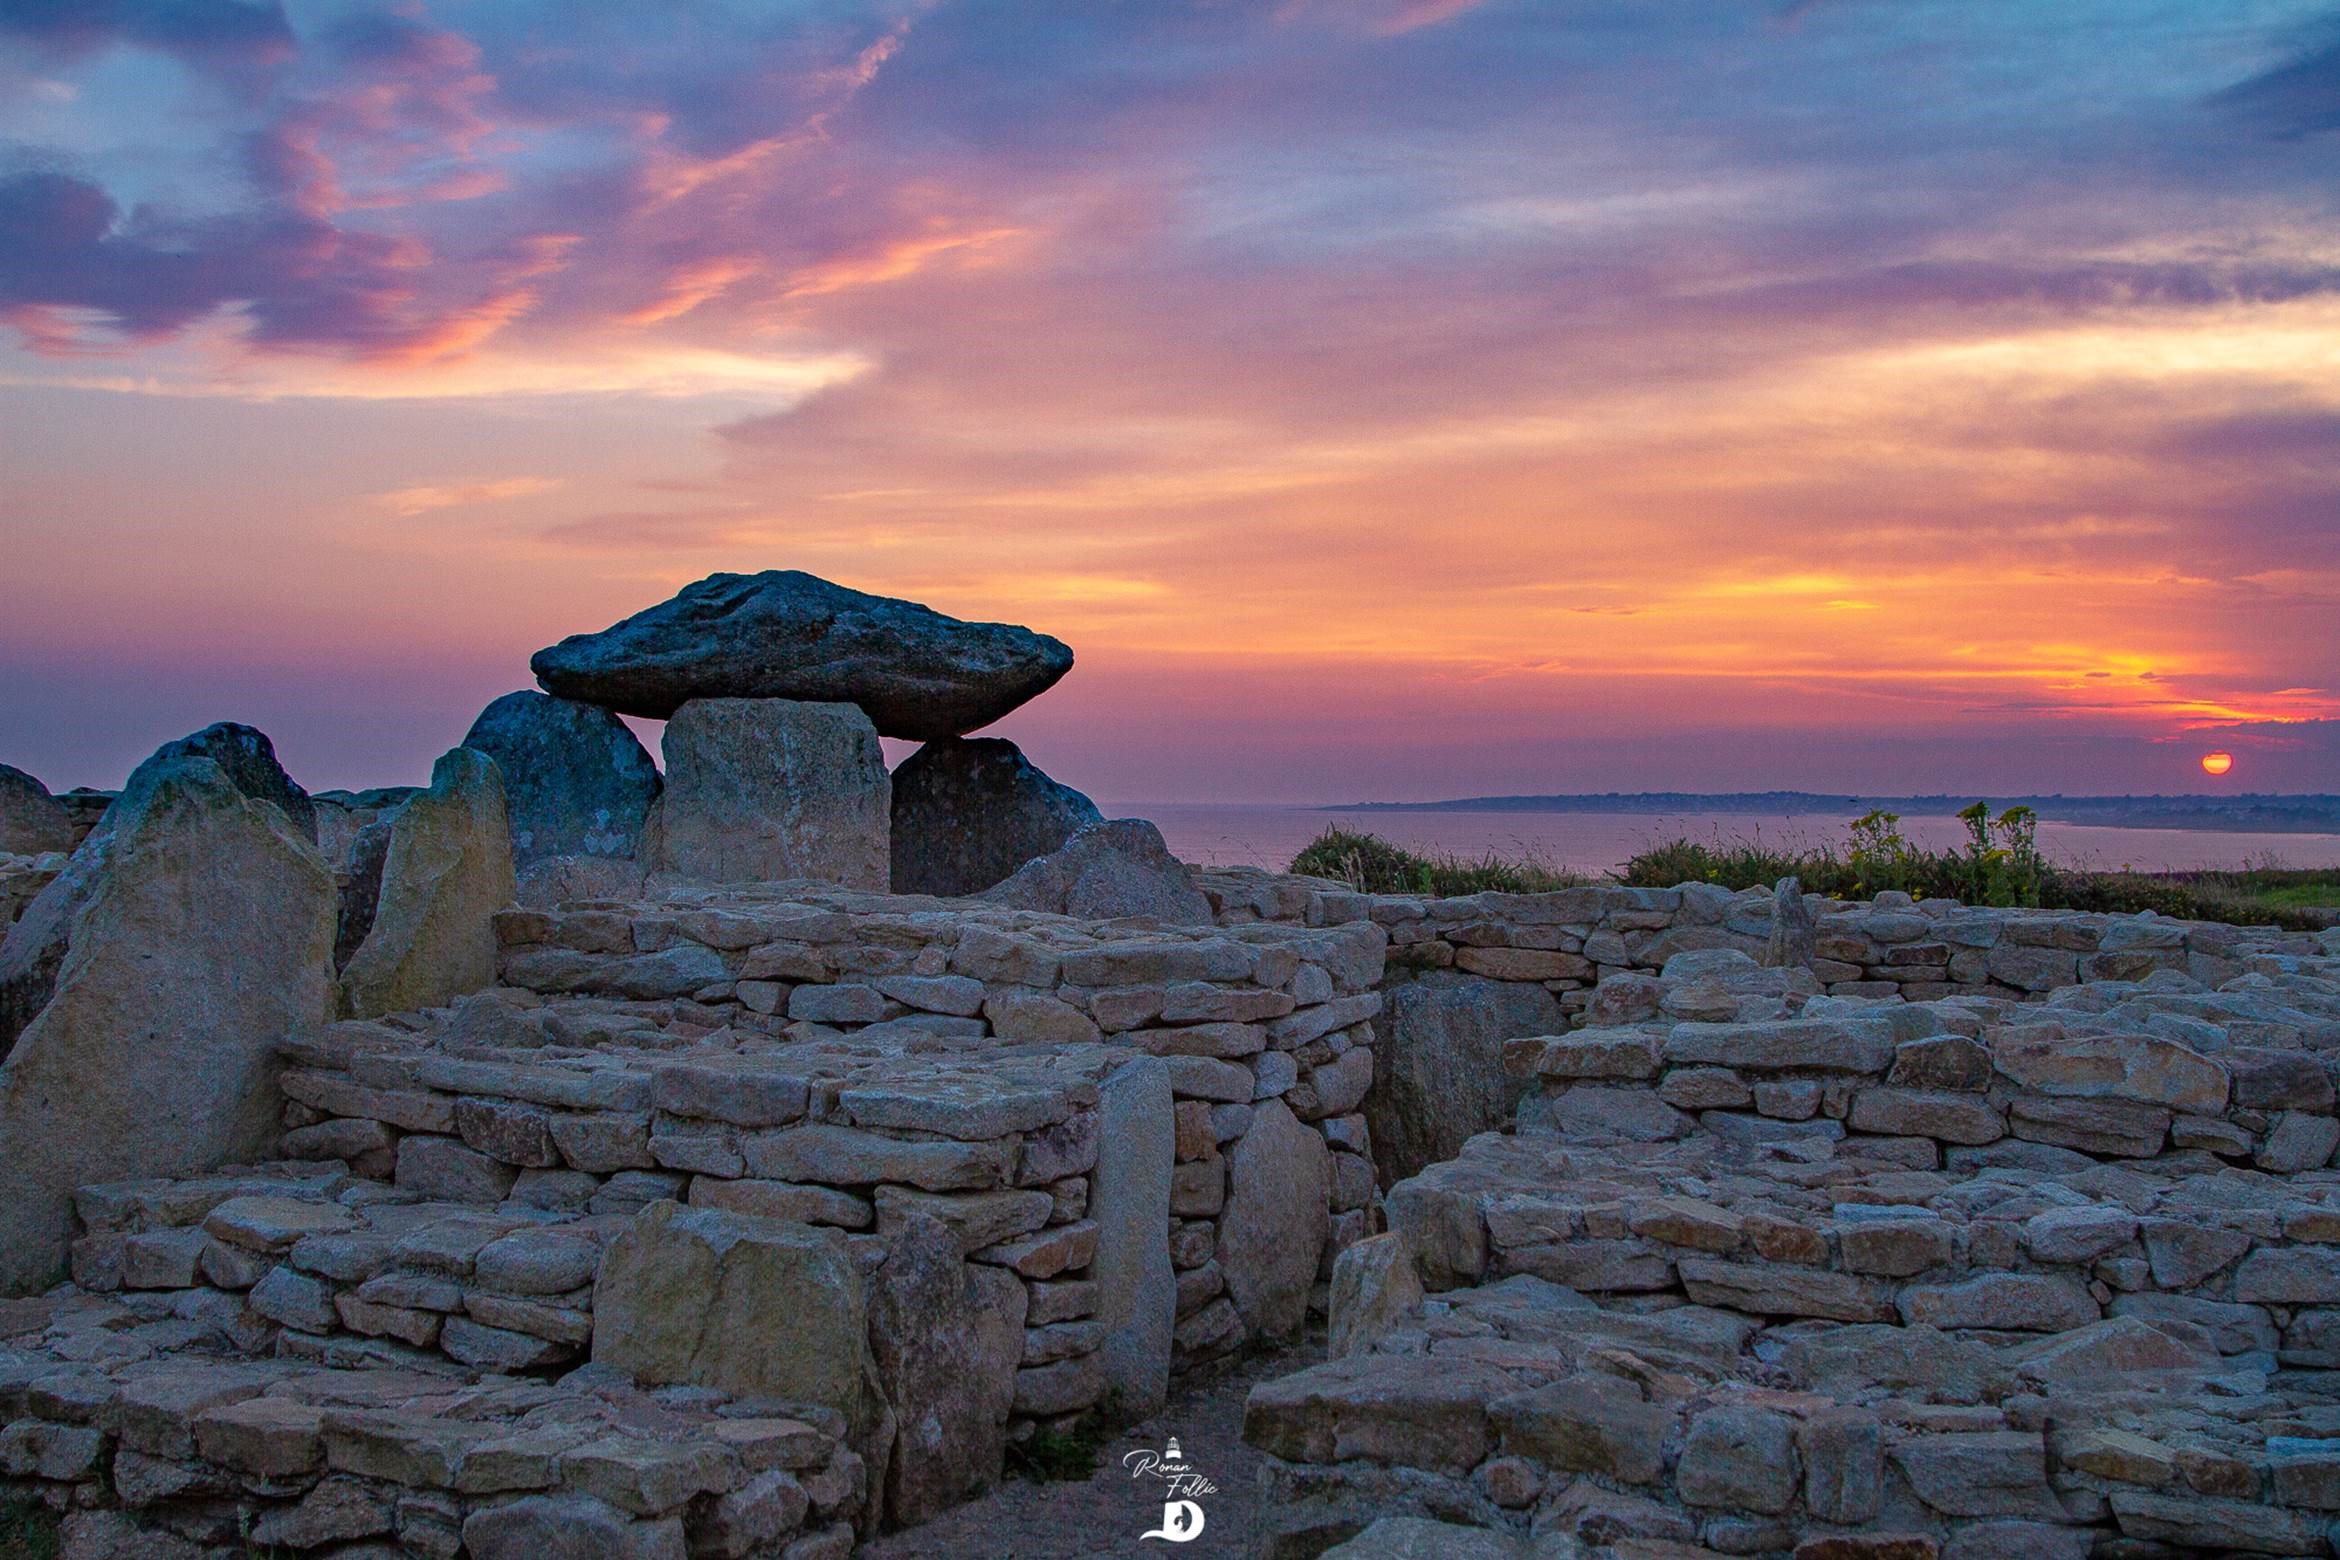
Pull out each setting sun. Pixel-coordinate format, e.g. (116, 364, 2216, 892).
(2201, 751, 2234, 776)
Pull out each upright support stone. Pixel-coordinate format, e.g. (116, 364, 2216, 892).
(868, 1211, 1024, 1525)
(461, 690, 662, 863)
(1369, 973, 1563, 1184)
(1090, 1056, 1175, 1419)
(0, 757, 337, 1293)
(889, 737, 1101, 897)
(1219, 1099, 1331, 1343)
(652, 698, 889, 889)
(340, 747, 517, 1018)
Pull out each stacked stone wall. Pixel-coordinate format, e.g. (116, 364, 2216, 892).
(1205, 868, 2299, 1010)
(0, 1283, 864, 1557)
(1244, 931, 2340, 1558)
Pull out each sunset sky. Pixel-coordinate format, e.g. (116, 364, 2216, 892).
(3, 0, 2337, 804)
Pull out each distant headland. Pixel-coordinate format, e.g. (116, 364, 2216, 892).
(1335, 791, 2340, 834)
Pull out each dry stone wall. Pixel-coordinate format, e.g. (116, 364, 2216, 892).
(0, 1271, 865, 1558)
(9, 877, 1396, 1551)
(1204, 868, 2299, 1004)
(1207, 867, 2314, 1189)
(1244, 925, 2340, 1558)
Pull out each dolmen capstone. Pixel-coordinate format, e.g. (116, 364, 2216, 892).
(530, 569, 1074, 739)
(524, 570, 1101, 895)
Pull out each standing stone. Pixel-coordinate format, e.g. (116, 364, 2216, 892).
(0, 764, 75, 855)
(0, 757, 337, 1293)
(138, 721, 318, 842)
(868, 1211, 1025, 1524)
(1765, 877, 1817, 969)
(1, 721, 315, 1058)
(461, 690, 662, 863)
(652, 699, 888, 889)
(592, 1201, 869, 1423)
(978, 819, 1211, 924)
(340, 748, 518, 1017)
(1219, 1099, 1331, 1342)
(1090, 1057, 1176, 1419)
(1370, 974, 1564, 1185)
(889, 738, 1101, 897)
(530, 570, 1075, 738)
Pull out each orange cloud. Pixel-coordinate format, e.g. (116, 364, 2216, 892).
(372, 476, 563, 515)
(779, 224, 1029, 301)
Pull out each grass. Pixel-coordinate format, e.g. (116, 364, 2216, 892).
(1005, 1418, 1108, 1482)
(0, 1500, 60, 1560)
(1288, 827, 1594, 896)
(1289, 824, 2340, 931)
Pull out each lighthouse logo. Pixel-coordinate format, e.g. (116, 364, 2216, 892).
(1124, 1435, 1214, 1543)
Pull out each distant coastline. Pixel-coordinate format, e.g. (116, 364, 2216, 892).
(1333, 792, 2340, 835)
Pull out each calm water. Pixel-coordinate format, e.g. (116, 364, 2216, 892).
(1109, 804, 2340, 876)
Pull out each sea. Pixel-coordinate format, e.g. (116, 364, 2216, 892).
(1108, 804, 2340, 876)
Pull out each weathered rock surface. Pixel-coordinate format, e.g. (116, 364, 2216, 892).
(1371, 972, 1563, 1184)
(651, 698, 889, 889)
(3, 723, 320, 1053)
(1324, 1517, 1526, 1559)
(332, 816, 393, 970)
(1090, 1056, 1176, 1418)
(869, 1211, 1024, 1524)
(0, 756, 336, 1292)
(592, 1201, 870, 1422)
(1765, 875, 1816, 968)
(1218, 1098, 1330, 1341)
(341, 747, 517, 1018)
(461, 689, 663, 863)
(979, 819, 1211, 923)
(1330, 1232, 1425, 1358)
(0, 762, 76, 855)
(141, 721, 317, 842)
(531, 570, 1074, 738)
(516, 852, 650, 909)
(889, 737, 1100, 897)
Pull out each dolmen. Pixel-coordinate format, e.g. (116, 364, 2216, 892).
(503, 570, 1119, 901)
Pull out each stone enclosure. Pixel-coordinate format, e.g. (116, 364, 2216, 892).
(7, 569, 2340, 1558)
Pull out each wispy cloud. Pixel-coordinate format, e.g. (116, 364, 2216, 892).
(5, 0, 2340, 797)
(371, 476, 563, 516)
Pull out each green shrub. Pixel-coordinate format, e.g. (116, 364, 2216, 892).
(0, 1499, 61, 1560)
(1006, 1418, 1106, 1482)
(1289, 828, 1590, 896)
(1297, 821, 2334, 931)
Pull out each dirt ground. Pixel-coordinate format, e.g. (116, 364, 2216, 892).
(858, 1346, 1298, 1560)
